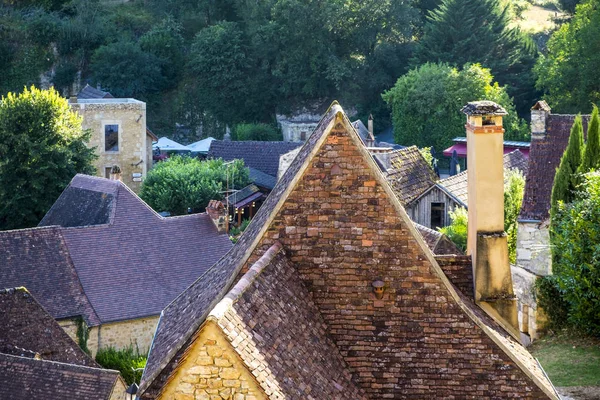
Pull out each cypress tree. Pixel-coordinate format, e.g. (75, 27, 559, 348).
(579, 105, 600, 174)
(550, 115, 584, 217)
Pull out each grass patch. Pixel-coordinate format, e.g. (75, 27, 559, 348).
(530, 333, 600, 387)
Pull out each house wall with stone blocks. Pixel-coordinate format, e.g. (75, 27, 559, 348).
(517, 221, 552, 276)
(158, 321, 265, 400)
(70, 98, 147, 193)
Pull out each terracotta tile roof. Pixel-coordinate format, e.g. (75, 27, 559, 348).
(384, 146, 438, 205)
(414, 223, 462, 255)
(0, 226, 100, 325)
(440, 150, 530, 206)
(0, 353, 121, 400)
(208, 244, 367, 399)
(520, 115, 589, 221)
(0, 287, 96, 367)
(3, 175, 233, 325)
(208, 140, 301, 177)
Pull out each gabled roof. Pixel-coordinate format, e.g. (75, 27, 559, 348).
(520, 114, 589, 221)
(3, 175, 233, 325)
(440, 150, 530, 206)
(208, 140, 301, 177)
(0, 287, 97, 367)
(414, 223, 462, 255)
(384, 146, 438, 205)
(0, 353, 122, 400)
(140, 103, 557, 399)
(77, 84, 113, 99)
(248, 167, 276, 190)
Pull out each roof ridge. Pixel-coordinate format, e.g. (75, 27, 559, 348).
(0, 352, 119, 374)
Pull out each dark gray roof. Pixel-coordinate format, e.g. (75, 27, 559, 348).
(3, 175, 233, 325)
(0, 287, 96, 367)
(0, 353, 121, 400)
(208, 140, 301, 177)
(140, 104, 340, 396)
(225, 184, 261, 205)
(77, 84, 113, 99)
(248, 167, 276, 190)
(461, 101, 507, 116)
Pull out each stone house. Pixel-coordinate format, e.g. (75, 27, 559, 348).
(0, 174, 232, 356)
(69, 96, 158, 193)
(276, 111, 322, 142)
(138, 102, 558, 399)
(0, 287, 126, 399)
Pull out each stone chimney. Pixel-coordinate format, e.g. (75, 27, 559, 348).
(366, 114, 376, 147)
(531, 100, 551, 137)
(206, 200, 228, 233)
(109, 165, 122, 181)
(69, 95, 77, 104)
(462, 101, 520, 339)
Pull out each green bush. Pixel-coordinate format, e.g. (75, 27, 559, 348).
(504, 168, 525, 264)
(439, 207, 468, 252)
(95, 346, 147, 385)
(535, 275, 570, 331)
(234, 123, 282, 141)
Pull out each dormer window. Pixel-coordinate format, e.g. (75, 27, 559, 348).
(105, 124, 119, 152)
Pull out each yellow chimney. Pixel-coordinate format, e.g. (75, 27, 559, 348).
(462, 101, 520, 340)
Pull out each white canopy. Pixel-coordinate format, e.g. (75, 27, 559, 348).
(152, 137, 190, 152)
(187, 137, 215, 153)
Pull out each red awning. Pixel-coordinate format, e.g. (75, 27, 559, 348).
(443, 143, 467, 158)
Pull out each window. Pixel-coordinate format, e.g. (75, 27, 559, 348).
(300, 131, 307, 141)
(430, 202, 445, 229)
(104, 167, 112, 179)
(104, 124, 119, 152)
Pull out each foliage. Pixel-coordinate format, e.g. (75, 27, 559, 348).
(578, 105, 600, 174)
(413, 0, 539, 115)
(229, 219, 250, 243)
(95, 346, 147, 385)
(558, 0, 582, 13)
(419, 147, 434, 166)
(550, 114, 583, 218)
(383, 63, 528, 154)
(535, 0, 600, 113)
(75, 316, 90, 355)
(535, 275, 570, 331)
(234, 123, 282, 141)
(439, 207, 468, 251)
(140, 156, 250, 216)
(504, 168, 526, 264)
(546, 173, 600, 335)
(0, 86, 96, 230)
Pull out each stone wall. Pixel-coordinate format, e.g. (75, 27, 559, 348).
(70, 99, 147, 193)
(517, 221, 552, 276)
(279, 121, 319, 142)
(158, 321, 265, 400)
(110, 378, 127, 400)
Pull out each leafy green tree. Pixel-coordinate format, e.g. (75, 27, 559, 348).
(550, 115, 584, 217)
(0, 86, 96, 229)
(439, 207, 467, 251)
(504, 168, 525, 264)
(536, 0, 600, 113)
(382, 63, 527, 154)
(139, 17, 185, 89)
(547, 172, 600, 334)
(413, 0, 538, 115)
(558, 0, 582, 13)
(140, 156, 250, 215)
(578, 105, 600, 174)
(234, 123, 282, 141)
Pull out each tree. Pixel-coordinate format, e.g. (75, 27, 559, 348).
(382, 63, 527, 154)
(140, 156, 250, 216)
(558, 0, 582, 14)
(550, 115, 584, 217)
(0, 86, 96, 230)
(439, 207, 467, 251)
(413, 0, 538, 115)
(535, 0, 600, 113)
(233, 123, 282, 141)
(504, 168, 525, 264)
(578, 105, 600, 174)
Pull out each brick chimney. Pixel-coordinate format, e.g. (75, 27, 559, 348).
(462, 101, 520, 339)
(531, 100, 551, 138)
(206, 200, 228, 233)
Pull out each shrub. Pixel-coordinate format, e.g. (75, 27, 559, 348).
(439, 207, 468, 252)
(234, 123, 282, 141)
(95, 346, 147, 385)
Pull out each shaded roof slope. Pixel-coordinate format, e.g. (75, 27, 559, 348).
(248, 167, 276, 190)
(441, 149, 530, 206)
(209, 245, 366, 399)
(0, 287, 96, 367)
(0, 353, 121, 400)
(0, 226, 99, 325)
(414, 223, 462, 255)
(77, 84, 113, 99)
(384, 146, 438, 205)
(208, 140, 301, 177)
(521, 114, 589, 221)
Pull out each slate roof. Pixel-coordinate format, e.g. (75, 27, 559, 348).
(414, 223, 462, 255)
(440, 150, 530, 206)
(77, 84, 113, 99)
(0, 226, 100, 325)
(520, 114, 589, 221)
(0, 353, 121, 400)
(461, 100, 508, 116)
(3, 175, 233, 325)
(384, 146, 438, 205)
(0, 287, 96, 367)
(208, 140, 301, 177)
(226, 184, 262, 206)
(207, 244, 367, 399)
(248, 167, 277, 190)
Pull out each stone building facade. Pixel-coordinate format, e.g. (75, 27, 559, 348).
(69, 97, 153, 193)
(276, 112, 320, 142)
